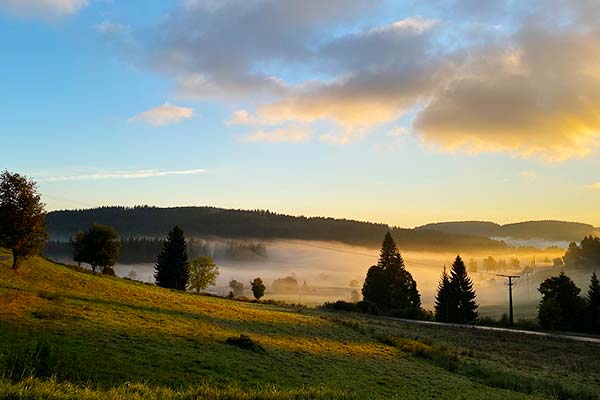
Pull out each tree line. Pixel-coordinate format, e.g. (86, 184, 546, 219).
(45, 237, 266, 264)
(45, 206, 507, 251)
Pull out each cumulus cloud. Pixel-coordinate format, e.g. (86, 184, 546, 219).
(122, 0, 600, 159)
(37, 169, 207, 182)
(0, 0, 87, 17)
(130, 102, 194, 127)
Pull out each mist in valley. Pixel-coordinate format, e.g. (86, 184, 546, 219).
(99, 238, 574, 319)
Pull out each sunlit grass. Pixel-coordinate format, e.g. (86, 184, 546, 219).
(0, 253, 588, 399)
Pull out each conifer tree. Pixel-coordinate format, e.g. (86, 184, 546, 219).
(588, 273, 600, 332)
(448, 255, 478, 323)
(362, 232, 421, 316)
(154, 226, 189, 290)
(434, 266, 453, 322)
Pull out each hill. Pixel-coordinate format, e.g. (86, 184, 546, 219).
(1, 250, 599, 399)
(45, 206, 507, 252)
(417, 220, 599, 242)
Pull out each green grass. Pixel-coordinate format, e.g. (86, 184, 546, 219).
(0, 250, 595, 399)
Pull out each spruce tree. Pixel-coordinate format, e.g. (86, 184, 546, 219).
(362, 232, 421, 316)
(448, 255, 478, 323)
(154, 226, 189, 290)
(588, 273, 600, 333)
(434, 266, 452, 322)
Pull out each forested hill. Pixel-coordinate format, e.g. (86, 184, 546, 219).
(46, 206, 506, 251)
(416, 220, 599, 242)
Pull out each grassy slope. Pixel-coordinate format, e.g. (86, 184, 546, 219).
(0, 250, 596, 399)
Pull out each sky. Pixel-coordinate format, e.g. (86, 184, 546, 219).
(1, 0, 600, 228)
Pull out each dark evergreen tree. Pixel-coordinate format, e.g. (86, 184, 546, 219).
(362, 232, 421, 316)
(538, 272, 585, 330)
(587, 273, 600, 333)
(154, 226, 189, 290)
(434, 266, 453, 322)
(448, 255, 478, 323)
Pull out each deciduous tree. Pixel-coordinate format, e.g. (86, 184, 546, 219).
(251, 277, 266, 300)
(188, 256, 219, 293)
(0, 171, 47, 271)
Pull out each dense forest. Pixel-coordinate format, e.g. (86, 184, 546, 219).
(46, 206, 506, 251)
(417, 220, 599, 242)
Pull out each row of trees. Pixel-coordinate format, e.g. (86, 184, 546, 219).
(361, 233, 479, 323)
(564, 236, 600, 269)
(538, 272, 600, 333)
(46, 205, 507, 251)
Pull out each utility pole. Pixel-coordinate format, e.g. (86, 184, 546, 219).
(497, 274, 520, 325)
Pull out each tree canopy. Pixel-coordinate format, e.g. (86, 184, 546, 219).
(251, 277, 266, 300)
(434, 266, 452, 322)
(434, 256, 478, 323)
(448, 255, 478, 323)
(588, 273, 600, 333)
(71, 224, 120, 275)
(0, 171, 47, 270)
(538, 272, 585, 330)
(154, 226, 189, 290)
(362, 232, 421, 317)
(188, 256, 219, 293)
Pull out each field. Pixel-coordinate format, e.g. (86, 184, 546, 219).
(0, 248, 599, 399)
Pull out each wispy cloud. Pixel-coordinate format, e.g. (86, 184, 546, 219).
(95, 21, 130, 35)
(130, 102, 194, 127)
(239, 127, 311, 144)
(37, 169, 207, 182)
(519, 170, 537, 180)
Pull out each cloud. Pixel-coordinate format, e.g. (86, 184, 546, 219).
(0, 0, 87, 17)
(585, 182, 600, 190)
(228, 109, 258, 125)
(130, 102, 194, 127)
(143, 0, 376, 99)
(37, 169, 207, 182)
(122, 1, 600, 157)
(414, 27, 600, 161)
(519, 170, 537, 179)
(95, 21, 130, 35)
(239, 127, 311, 144)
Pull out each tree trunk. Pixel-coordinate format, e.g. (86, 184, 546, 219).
(11, 248, 19, 271)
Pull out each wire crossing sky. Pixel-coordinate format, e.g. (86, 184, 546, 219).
(1, 0, 599, 227)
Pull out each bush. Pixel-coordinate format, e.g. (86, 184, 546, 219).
(356, 300, 380, 315)
(321, 300, 358, 312)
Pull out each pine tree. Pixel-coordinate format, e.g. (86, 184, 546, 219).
(588, 273, 600, 332)
(434, 266, 452, 322)
(362, 232, 421, 316)
(448, 255, 478, 323)
(154, 226, 189, 290)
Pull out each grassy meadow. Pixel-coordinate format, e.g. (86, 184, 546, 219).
(0, 248, 598, 399)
